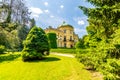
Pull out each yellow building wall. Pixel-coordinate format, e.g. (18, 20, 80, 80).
(44, 25, 79, 48)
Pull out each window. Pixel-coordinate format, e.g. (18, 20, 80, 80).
(64, 30, 66, 33)
(70, 36, 72, 41)
(64, 36, 66, 41)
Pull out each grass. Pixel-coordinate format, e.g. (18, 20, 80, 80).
(0, 53, 98, 80)
(50, 48, 76, 54)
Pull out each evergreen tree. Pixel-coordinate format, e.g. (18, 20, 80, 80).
(22, 26, 50, 61)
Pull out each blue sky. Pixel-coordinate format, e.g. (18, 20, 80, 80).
(26, 0, 93, 38)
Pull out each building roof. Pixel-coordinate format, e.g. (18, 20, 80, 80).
(58, 21, 73, 29)
(44, 26, 64, 33)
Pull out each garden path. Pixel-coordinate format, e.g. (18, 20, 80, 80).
(51, 52, 75, 58)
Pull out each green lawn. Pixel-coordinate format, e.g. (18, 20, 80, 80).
(0, 54, 100, 80)
(50, 48, 76, 54)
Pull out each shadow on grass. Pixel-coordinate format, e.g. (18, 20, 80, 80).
(43, 57, 61, 62)
(25, 57, 61, 62)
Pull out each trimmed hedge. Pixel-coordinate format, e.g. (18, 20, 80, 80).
(47, 33, 57, 49)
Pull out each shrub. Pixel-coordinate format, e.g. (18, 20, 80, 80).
(0, 53, 21, 62)
(76, 48, 107, 70)
(76, 48, 120, 80)
(22, 26, 50, 61)
(0, 45, 6, 54)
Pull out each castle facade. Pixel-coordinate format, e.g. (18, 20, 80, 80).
(44, 23, 79, 48)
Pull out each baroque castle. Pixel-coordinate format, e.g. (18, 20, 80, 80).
(44, 22, 79, 48)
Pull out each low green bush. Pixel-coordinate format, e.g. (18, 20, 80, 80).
(99, 59, 120, 80)
(76, 48, 120, 80)
(0, 45, 6, 54)
(76, 49, 107, 70)
(0, 53, 21, 62)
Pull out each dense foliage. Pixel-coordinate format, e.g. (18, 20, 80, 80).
(76, 0, 120, 79)
(0, 45, 6, 54)
(47, 33, 57, 49)
(75, 38, 85, 49)
(0, 0, 34, 51)
(22, 26, 50, 61)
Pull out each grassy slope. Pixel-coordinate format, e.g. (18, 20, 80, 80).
(0, 54, 98, 80)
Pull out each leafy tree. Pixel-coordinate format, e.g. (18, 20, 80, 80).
(77, 0, 120, 79)
(0, 0, 32, 51)
(0, 27, 9, 46)
(0, 0, 30, 25)
(22, 26, 50, 61)
(30, 18, 36, 28)
(17, 25, 29, 50)
(0, 45, 6, 54)
(47, 33, 57, 49)
(80, 0, 120, 39)
(79, 0, 120, 54)
(75, 38, 85, 49)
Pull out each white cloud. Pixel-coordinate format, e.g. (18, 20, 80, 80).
(73, 17, 87, 26)
(32, 14, 39, 18)
(50, 15, 54, 18)
(44, 2, 48, 6)
(29, 7, 43, 18)
(44, 10, 49, 13)
(60, 5, 64, 9)
(78, 20, 85, 25)
(30, 7, 43, 15)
